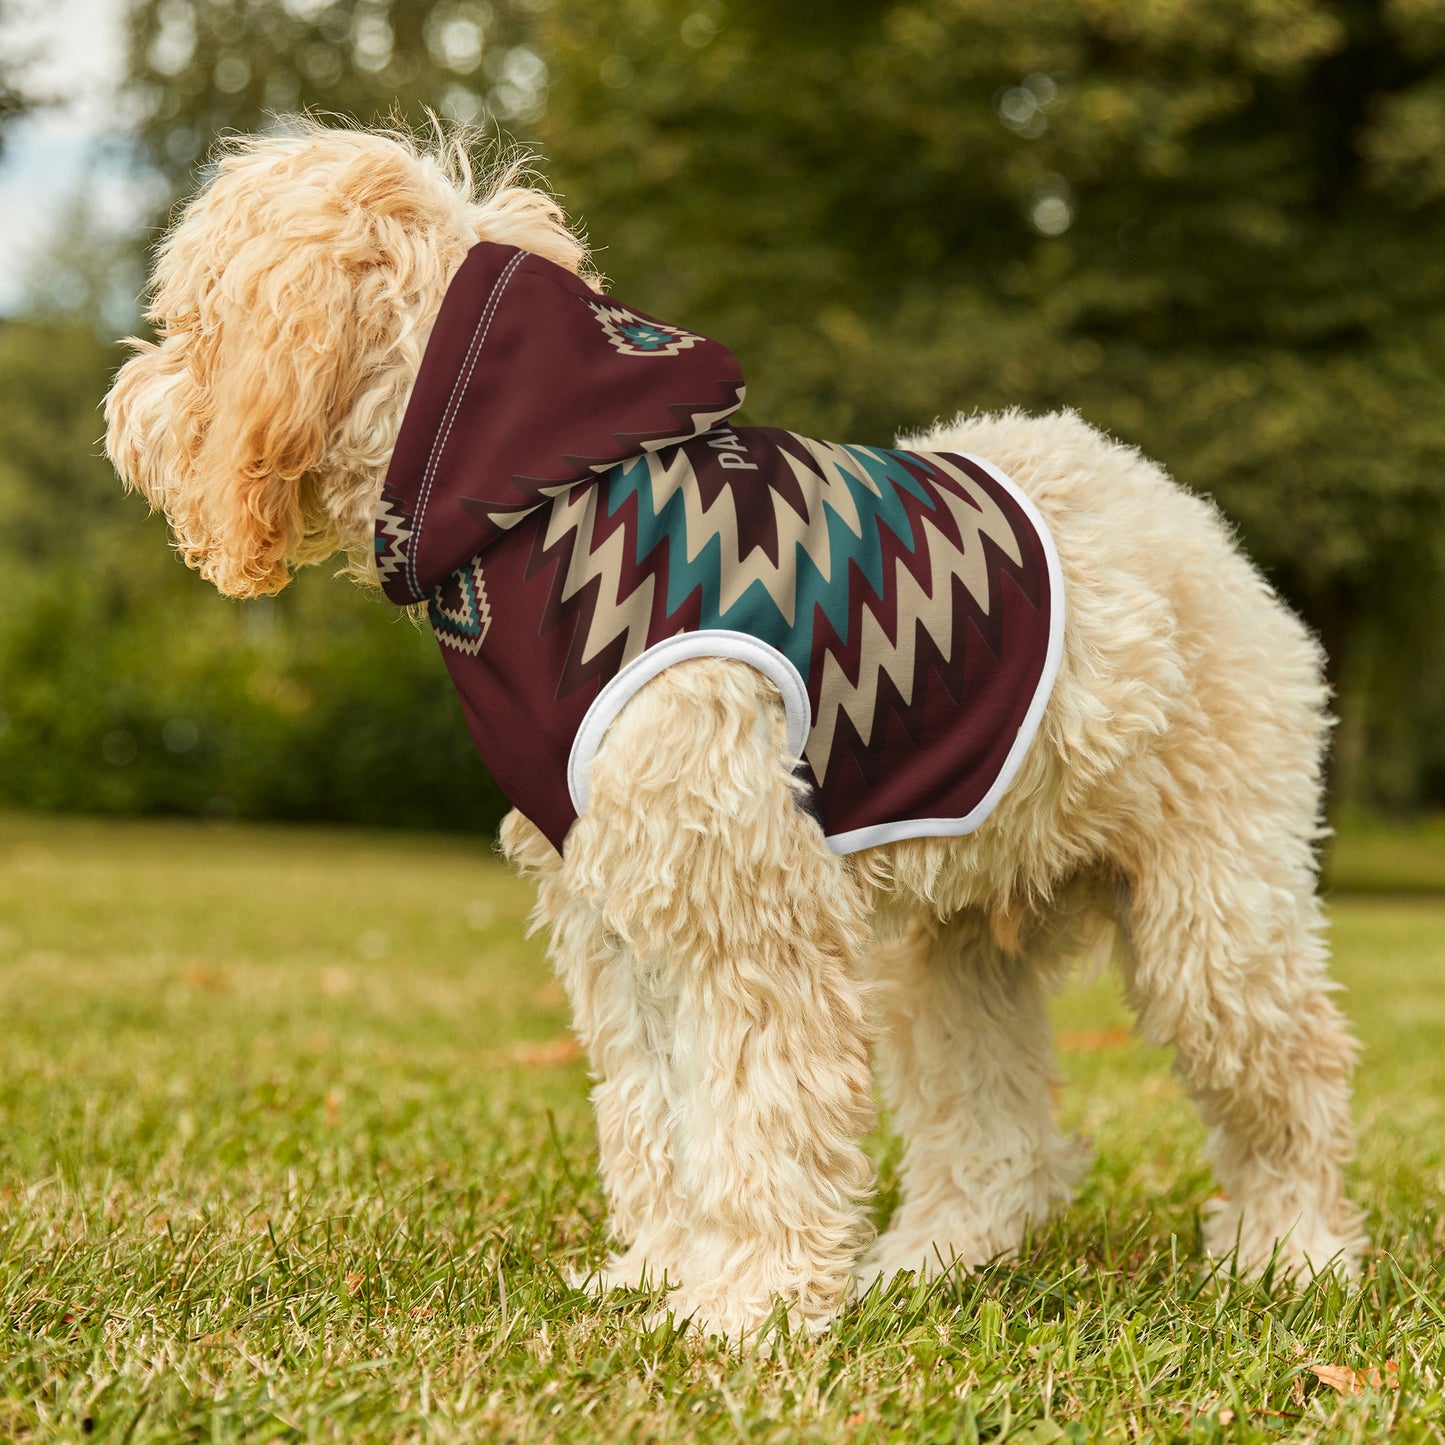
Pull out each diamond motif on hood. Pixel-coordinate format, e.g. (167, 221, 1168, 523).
(581, 296, 703, 356)
(428, 558, 492, 657)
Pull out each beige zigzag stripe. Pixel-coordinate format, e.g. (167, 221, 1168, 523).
(535, 440, 1024, 730)
(806, 468, 1022, 783)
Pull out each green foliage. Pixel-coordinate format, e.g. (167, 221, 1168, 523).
(0, 317, 509, 834)
(532, 0, 1445, 806)
(1, 813, 1443, 1439)
(4, 0, 1444, 823)
(0, 0, 35, 154)
(126, 0, 539, 185)
(1325, 809, 1445, 891)
(0, 564, 510, 831)
(0, 73, 27, 152)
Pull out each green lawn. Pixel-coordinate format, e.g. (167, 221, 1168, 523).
(1, 813, 1442, 1443)
(1324, 811, 1445, 896)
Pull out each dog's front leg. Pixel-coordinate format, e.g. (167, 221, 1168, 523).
(564, 659, 878, 1344)
(500, 809, 688, 1290)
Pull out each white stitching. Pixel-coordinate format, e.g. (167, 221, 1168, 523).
(407, 248, 526, 598)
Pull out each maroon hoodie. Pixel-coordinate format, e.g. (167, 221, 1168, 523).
(376, 242, 1063, 854)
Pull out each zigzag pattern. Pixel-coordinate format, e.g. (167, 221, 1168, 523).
(463, 385, 749, 543)
(374, 493, 414, 587)
(428, 557, 492, 657)
(518, 426, 1041, 784)
(807, 467, 1022, 782)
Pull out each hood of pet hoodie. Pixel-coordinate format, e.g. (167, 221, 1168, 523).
(376, 241, 1064, 854)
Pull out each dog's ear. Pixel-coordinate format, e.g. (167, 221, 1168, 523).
(184, 240, 370, 598)
(106, 129, 474, 599)
(107, 232, 387, 599)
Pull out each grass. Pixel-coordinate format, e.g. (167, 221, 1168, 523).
(1324, 811, 1445, 896)
(1, 811, 1442, 1443)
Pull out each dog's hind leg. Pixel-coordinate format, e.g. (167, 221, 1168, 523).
(859, 912, 1088, 1290)
(1120, 828, 1364, 1279)
(563, 659, 878, 1342)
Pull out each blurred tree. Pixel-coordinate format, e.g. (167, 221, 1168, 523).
(0, 0, 37, 152)
(15, 0, 1436, 824)
(124, 0, 544, 187)
(0, 314, 509, 832)
(0, 0, 553, 834)
(532, 0, 1445, 807)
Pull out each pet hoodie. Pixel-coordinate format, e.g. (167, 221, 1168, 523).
(375, 241, 1064, 854)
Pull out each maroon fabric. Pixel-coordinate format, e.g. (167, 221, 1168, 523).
(377, 243, 1059, 854)
(379, 242, 745, 604)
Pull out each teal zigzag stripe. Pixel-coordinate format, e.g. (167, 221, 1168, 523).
(600, 442, 938, 676)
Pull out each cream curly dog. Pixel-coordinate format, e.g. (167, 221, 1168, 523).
(105, 123, 1363, 1342)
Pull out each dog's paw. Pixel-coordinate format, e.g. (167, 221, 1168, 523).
(860, 1137, 1091, 1295)
(570, 1246, 674, 1296)
(859, 1218, 1022, 1294)
(1202, 1196, 1366, 1282)
(645, 1287, 837, 1350)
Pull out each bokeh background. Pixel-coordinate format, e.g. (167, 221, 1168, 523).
(2, 0, 1443, 835)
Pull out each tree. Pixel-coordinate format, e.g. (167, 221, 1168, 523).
(125, 0, 543, 190)
(0, 0, 37, 153)
(81, 0, 1445, 813)
(531, 0, 1445, 806)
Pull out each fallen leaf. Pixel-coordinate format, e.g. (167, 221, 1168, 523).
(344, 1273, 365, 1296)
(180, 961, 229, 992)
(1310, 1362, 1399, 1395)
(500, 1037, 584, 1068)
(1056, 1027, 1133, 1052)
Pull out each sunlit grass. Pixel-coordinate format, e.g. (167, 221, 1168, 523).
(2, 813, 1442, 1442)
(1325, 811, 1445, 896)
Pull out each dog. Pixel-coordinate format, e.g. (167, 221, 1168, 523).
(105, 122, 1364, 1342)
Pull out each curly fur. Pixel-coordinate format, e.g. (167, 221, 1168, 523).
(105, 119, 591, 598)
(105, 122, 1365, 1344)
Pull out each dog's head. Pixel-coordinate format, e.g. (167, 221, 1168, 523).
(105, 121, 589, 598)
